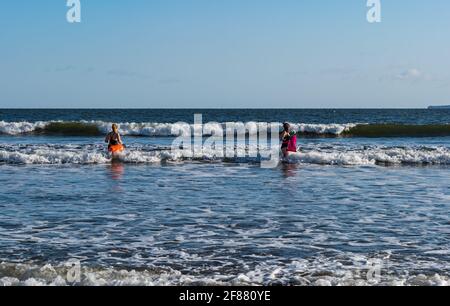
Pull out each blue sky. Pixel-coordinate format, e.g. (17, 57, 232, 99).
(0, 0, 449, 108)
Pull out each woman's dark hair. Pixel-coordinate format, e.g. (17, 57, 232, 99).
(283, 123, 290, 132)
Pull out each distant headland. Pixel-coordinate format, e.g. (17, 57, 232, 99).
(428, 105, 450, 109)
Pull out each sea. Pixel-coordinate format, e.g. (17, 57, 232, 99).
(0, 109, 449, 286)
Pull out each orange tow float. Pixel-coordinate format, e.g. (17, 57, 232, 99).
(108, 144, 125, 153)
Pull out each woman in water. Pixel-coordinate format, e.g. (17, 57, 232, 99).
(105, 124, 124, 155)
(280, 123, 297, 157)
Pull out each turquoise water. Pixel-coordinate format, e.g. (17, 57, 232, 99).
(0, 109, 449, 285)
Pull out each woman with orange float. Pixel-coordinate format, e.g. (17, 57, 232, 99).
(105, 123, 125, 156)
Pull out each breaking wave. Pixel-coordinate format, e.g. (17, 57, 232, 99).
(0, 144, 449, 166)
(1, 120, 450, 138)
(0, 260, 448, 286)
(0, 120, 355, 137)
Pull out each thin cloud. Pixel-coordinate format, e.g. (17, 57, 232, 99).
(379, 68, 433, 82)
(107, 69, 151, 79)
(395, 68, 428, 80)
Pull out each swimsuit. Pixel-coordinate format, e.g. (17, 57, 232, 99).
(108, 133, 120, 145)
(108, 133, 123, 152)
(281, 135, 290, 149)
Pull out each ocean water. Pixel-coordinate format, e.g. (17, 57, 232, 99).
(0, 109, 449, 286)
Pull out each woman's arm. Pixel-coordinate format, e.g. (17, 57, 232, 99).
(118, 134, 123, 144)
(105, 133, 110, 143)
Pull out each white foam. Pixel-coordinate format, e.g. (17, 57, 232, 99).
(0, 121, 47, 135)
(0, 261, 448, 286)
(0, 147, 110, 164)
(0, 120, 356, 136)
(286, 146, 450, 166)
(0, 148, 158, 165)
(292, 123, 357, 135)
(89, 121, 357, 137)
(0, 144, 449, 166)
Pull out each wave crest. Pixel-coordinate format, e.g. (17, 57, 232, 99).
(2, 120, 450, 138)
(0, 120, 356, 137)
(0, 144, 449, 166)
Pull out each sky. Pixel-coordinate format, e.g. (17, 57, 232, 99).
(0, 0, 449, 108)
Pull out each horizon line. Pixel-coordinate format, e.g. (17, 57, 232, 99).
(0, 107, 433, 110)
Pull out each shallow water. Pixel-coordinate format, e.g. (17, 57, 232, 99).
(0, 161, 449, 285)
(0, 109, 449, 286)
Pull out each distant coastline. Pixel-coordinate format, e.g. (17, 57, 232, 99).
(428, 105, 450, 109)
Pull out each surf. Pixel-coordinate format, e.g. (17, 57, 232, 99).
(2, 120, 450, 138)
(1, 143, 449, 166)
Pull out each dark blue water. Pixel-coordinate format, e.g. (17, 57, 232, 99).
(1, 108, 450, 124)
